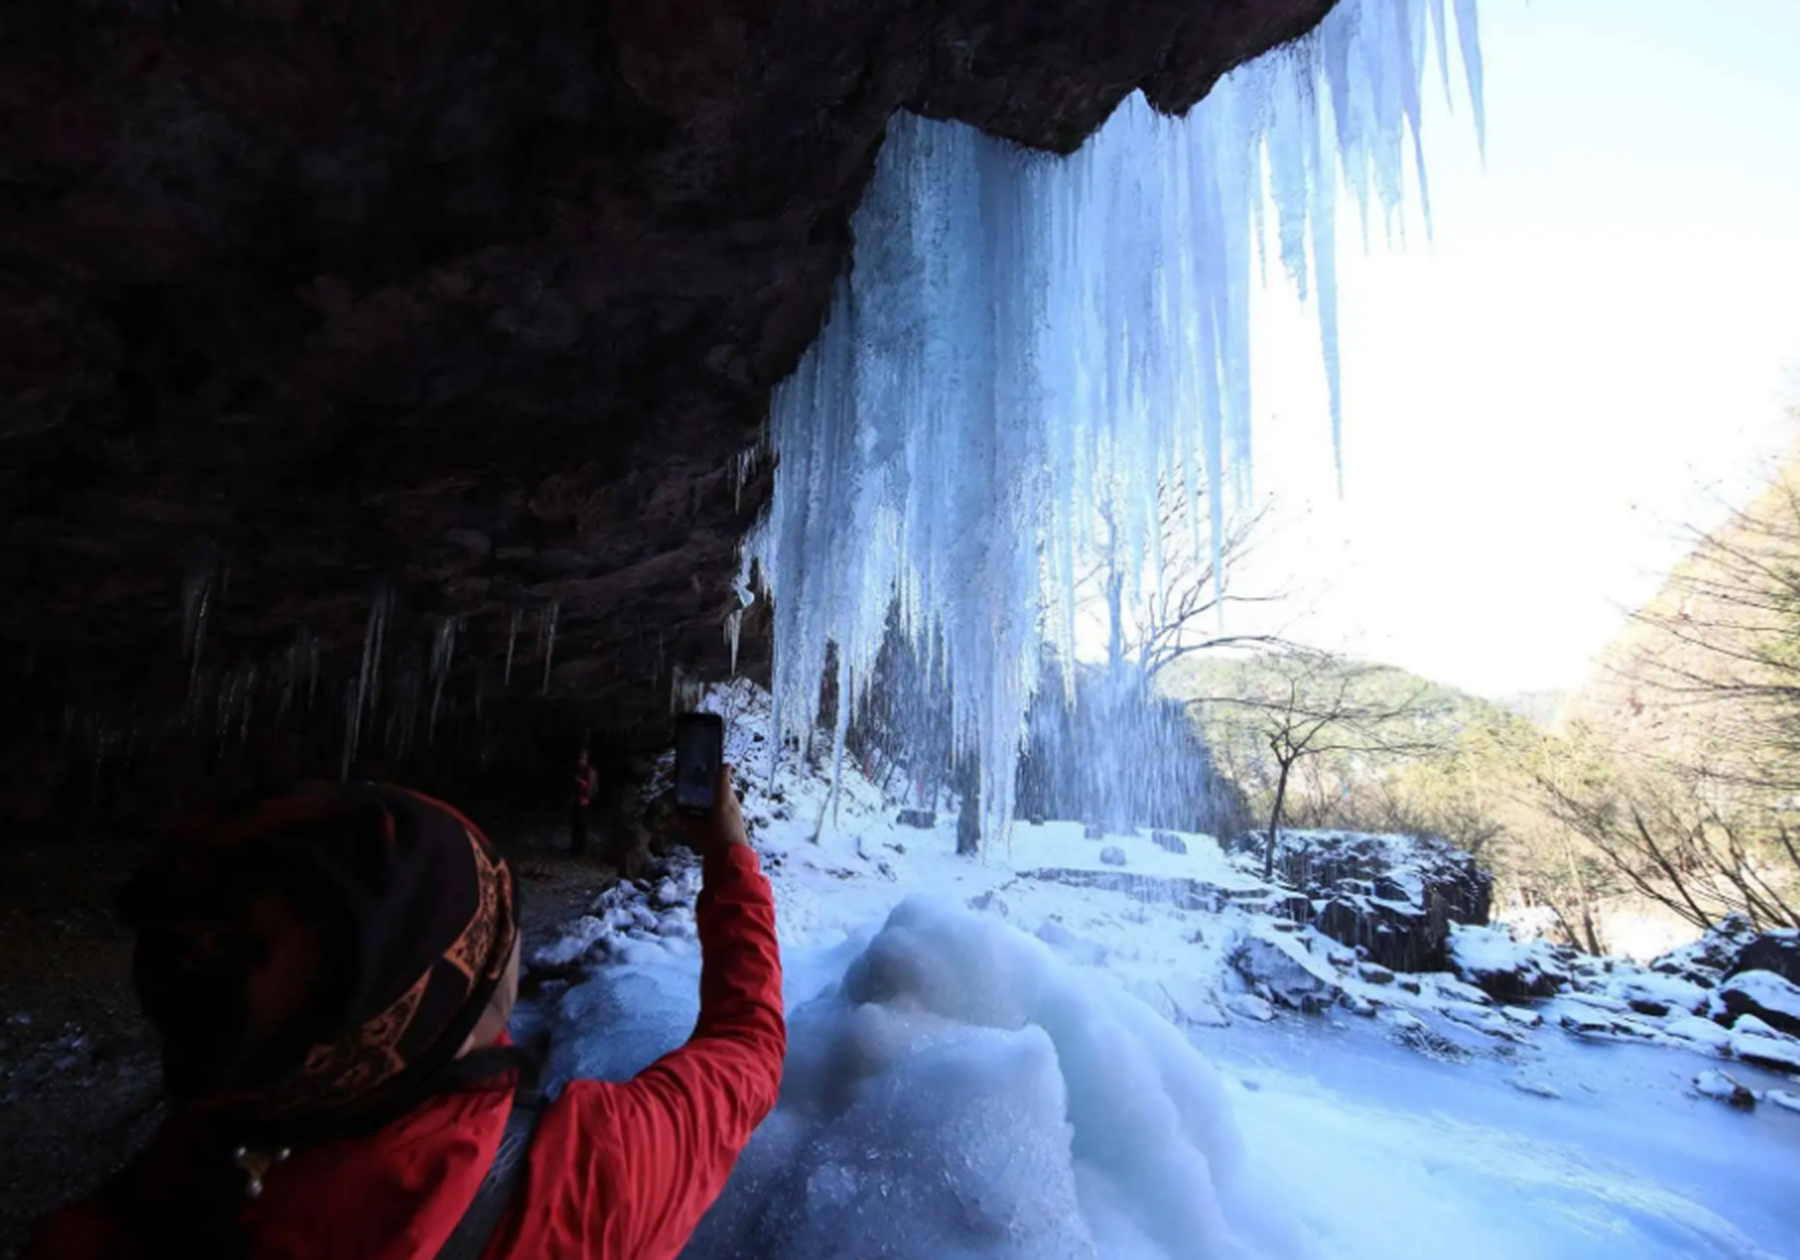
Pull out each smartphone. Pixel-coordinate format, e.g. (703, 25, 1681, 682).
(673, 712, 725, 815)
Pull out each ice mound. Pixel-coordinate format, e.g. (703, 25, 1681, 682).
(692, 896, 1295, 1260)
(556, 895, 1300, 1259)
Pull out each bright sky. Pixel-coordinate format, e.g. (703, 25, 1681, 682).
(1238, 0, 1800, 699)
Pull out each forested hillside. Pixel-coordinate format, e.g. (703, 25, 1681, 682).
(1165, 442, 1800, 958)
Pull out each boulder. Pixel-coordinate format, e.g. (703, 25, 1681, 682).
(1225, 993, 1277, 1023)
(1228, 829, 1493, 974)
(1099, 846, 1128, 867)
(1160, 976, 1231, 1028)
(1724, 932, 1800, 987)
(1664, 1014, 1733, 1052)
(1228, 933, 1343, 1013)
(1730, 1029, 1800, 1075)
(1151, 830, 1188, 855)
(1651, 914, 1760, 983)
(1448, 924, 1570, 1002)
(896, 808, 937, 830)
(1083, 823, 1107, 841)
(1693, 1069, 1758, 1109)
(1717, 970, 1800, 1038)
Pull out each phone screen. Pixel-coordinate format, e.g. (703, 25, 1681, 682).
(673, 713, 724, 814)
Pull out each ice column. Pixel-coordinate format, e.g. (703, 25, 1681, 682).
(748, 0, 1483, 840)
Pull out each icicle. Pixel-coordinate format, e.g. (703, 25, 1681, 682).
(831, 660, 852, 830)
(1453, 0, 1487, 158)
(503, 608, 521, 688)
(346, 581, 393, 777)
(539, 600, 561, 695)
(307, 634, 321, 711)
(724, 610, 744, 676)
(239, 666, 257, 747)
(277, 640, 298, 727)
(747, 0, 1483, 841)
(733, 447, 761, 513)
(181, 541, 220, 700)
(427, 617, 457, 746)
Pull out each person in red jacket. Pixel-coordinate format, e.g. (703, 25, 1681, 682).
(570, 749, 599, 857)
(24, 764, 785, 1260)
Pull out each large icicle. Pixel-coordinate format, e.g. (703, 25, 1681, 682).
(748, 0, 1483, 842)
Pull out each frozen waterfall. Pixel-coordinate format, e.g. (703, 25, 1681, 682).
(745, 0, 1485, 841)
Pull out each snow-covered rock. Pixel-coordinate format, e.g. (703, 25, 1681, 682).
(1228, 931, 1343, 1012)
(1501, 1006, 1543, 1029)
(1732, 1013, 1780, 1038)
(1693, 1069, 1758, 1108)
(1718, 969, 1800, 1038)
(1651, 914, 1759, 984)
(1510, 1074, 1562, 1100)
(1769, 1090, 1800, 1114)
(1357, 961, 1396, 985)
(1725, 930, 1800, 987)
(1449, 924, 1571, 1001)
(1381, 1009, 1427, 1033)
(1730, 1029, 1800, 1075)
(1563, 990, 1631, 1014)
(1599, 972, 1711, 1019)
(1663, 1015, 1733, 1053)
(1224, 992, 1276, 1022)
(1160, 975, 1231, 1027)
(1559, 1009, 1615, 1036)
(1429, 974, 1495, 1007)
(1224, 829, 1491, 973)
(1099, 845, 1128, 867)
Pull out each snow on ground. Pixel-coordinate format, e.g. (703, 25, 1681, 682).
(526, 682, 1800, 1260)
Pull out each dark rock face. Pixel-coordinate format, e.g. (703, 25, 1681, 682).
(1228, 935, 1339, 1012)
(1724, 933, 1800, 987)
(1652, 918, 1798, 989)
(1227, 830, 1494, 974)
(0, 0, 1337, 831)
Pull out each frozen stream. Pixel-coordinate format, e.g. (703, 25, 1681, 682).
(1195, 1010, 1800, 1260)
(532, 898, 1800, 1260)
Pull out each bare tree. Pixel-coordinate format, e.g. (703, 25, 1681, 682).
(1197, 649, 1447, 880)
(1078, 480, 1289, 681)
(1533, 730, 1800, 934)
(1550, 463, 1800, 932)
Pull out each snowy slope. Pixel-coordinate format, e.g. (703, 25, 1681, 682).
(524, 683, 1800, 1260)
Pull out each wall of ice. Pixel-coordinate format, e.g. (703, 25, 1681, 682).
(745, 0, 1486, 840)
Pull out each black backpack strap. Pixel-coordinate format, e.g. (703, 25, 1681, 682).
(433, 1084, 544, 1260)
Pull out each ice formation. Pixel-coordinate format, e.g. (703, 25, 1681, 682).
(746, 0, 1484, 840)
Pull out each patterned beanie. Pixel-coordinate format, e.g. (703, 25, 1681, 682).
(118, 783, 518, 1144)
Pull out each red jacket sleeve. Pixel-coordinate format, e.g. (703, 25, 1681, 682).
(564, 843, 785, 1260)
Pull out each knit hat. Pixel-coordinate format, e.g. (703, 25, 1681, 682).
(119, 783, 518, 1143)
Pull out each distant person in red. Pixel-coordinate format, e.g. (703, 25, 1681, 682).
(24, 766, 784, 1260)
(570, 748, 598, 857)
